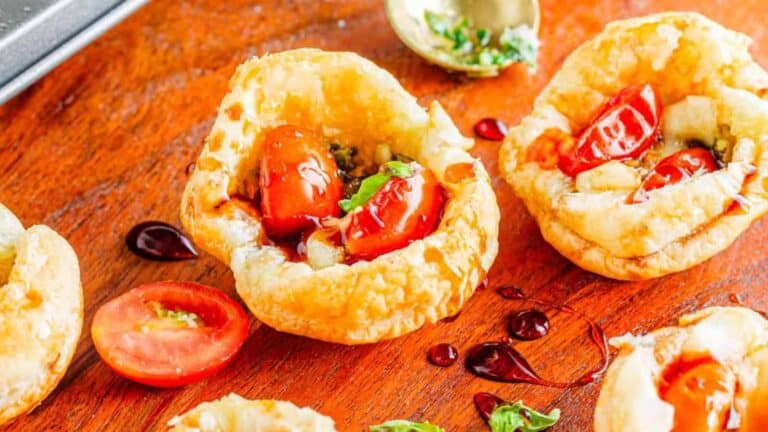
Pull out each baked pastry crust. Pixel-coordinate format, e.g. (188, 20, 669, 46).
(0, 204, 83, 425)
(499, 13, 768, 280)
(180, 49, 500, 344)
(167, 393, 336, 432)
(594, 306, 768, 432)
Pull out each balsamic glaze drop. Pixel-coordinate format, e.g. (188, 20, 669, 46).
(497, 285, 525, 299)
(428, 343, 459, 367)
(442, 311, 462, 323)
(126, 221, 198, 261)
(477, 276, 489, 291)
(474, 118, 508, 141)
(473, 392, 505, 421)
(465, 340, 545, 385)
(508, 309, 550, 341)
(463, 288, 610, 388)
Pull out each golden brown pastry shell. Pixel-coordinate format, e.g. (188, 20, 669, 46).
(168, 393, 336, 432)
(594, 306, 768, 432)
(499, 13, 768, 280)
(180, 49, 500, 344)
(0, 204, 82, 425)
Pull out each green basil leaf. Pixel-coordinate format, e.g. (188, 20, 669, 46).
(369, 420, 445, 432)
(488, 402, 560, 432)
(338, 161, 413, 213)
(382, 160, 413, 177)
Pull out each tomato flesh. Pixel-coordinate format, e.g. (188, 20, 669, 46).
(558, 84, 662, 177)
(259, 125, 344, 239)
(631, 147, 717, 203)
(91, 281, 250, 388)
(660, 361, 735, 432)
(344, 168, 445, 260)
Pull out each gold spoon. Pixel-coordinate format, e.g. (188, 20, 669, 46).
(386, 0, 541, 78)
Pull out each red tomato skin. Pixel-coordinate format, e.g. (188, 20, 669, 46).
(345, 168, 445, 261)
(91, 281, 250, 388)
(631, 147, 717, 203)
(259, 125, 344, 239)
(558, 84, 663, 177)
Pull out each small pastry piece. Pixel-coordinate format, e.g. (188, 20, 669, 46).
(499, 13, 768, 280)
(167, 393, 336, 432)
(0, 204, 83, 425)
(180, 49, 500, 344)
(594, 306, 768, 432)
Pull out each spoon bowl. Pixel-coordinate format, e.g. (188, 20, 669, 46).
(386, 0, 541, 77)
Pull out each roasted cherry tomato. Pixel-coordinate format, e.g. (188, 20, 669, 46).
(660, 361, 735, 432)
(558, 84, 662, 177)
(91, 281, 250, 388)
(630, 147, 717, 203)
(259, 125, 344, 239)
(344, 168, 445, 260)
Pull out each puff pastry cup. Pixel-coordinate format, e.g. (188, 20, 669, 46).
(0, 204, 82, 425)
(180, 49, 500, 344)
(595, 307, 768, 432)
(499, 13, 768, 280)
(168, 393, 336, 432)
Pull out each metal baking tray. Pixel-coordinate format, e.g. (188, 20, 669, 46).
(0, 0, 148, 104)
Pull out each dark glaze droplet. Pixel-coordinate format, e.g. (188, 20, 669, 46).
(474, 118, 508, 141)
(470, 288, 611, 388)
(126, 221, 198, 261)
(508, 309, 550, 341)
(474, 392, 504, 421)
(477, 276, 489, 291)
(185, 162, 195, 176)
(428, 343, 459, 367)
(465, 341, 547, 385)
(497, 285, 525, 300)
(442, 311, 462, 323)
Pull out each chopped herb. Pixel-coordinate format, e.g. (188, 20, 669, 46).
(339, 161, 414, 213)
(498, 26, 539, 68)
(343, 177, 363, 199)
(488, 402, 560, 432)
(423, 9, 539, 70)
(370, 420, 445, 432)
(149, 301, 202, 328)
(330, 143, 358, 172)
(477, 28, 492, 47)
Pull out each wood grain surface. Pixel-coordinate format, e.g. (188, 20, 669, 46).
(2, 0, 768, 430)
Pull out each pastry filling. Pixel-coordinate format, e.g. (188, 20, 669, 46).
(526, 84, 744, 205)
(249, 125, 446, 268)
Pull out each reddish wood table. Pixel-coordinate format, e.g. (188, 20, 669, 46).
(2, 1, 767, 430)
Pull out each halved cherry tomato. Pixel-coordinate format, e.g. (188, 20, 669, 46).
(259, 125, 344, 239)
(91, 281, 250, 388)
(344, 167, 445, 260)
(558, 84, 662, 177)
(660, 361, 735, 432)
(630, 147, 717, 203)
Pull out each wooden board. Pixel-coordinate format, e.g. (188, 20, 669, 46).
(1, 0, 768, 430)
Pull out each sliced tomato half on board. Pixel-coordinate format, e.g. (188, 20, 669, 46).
(91, 281, 249, 388)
